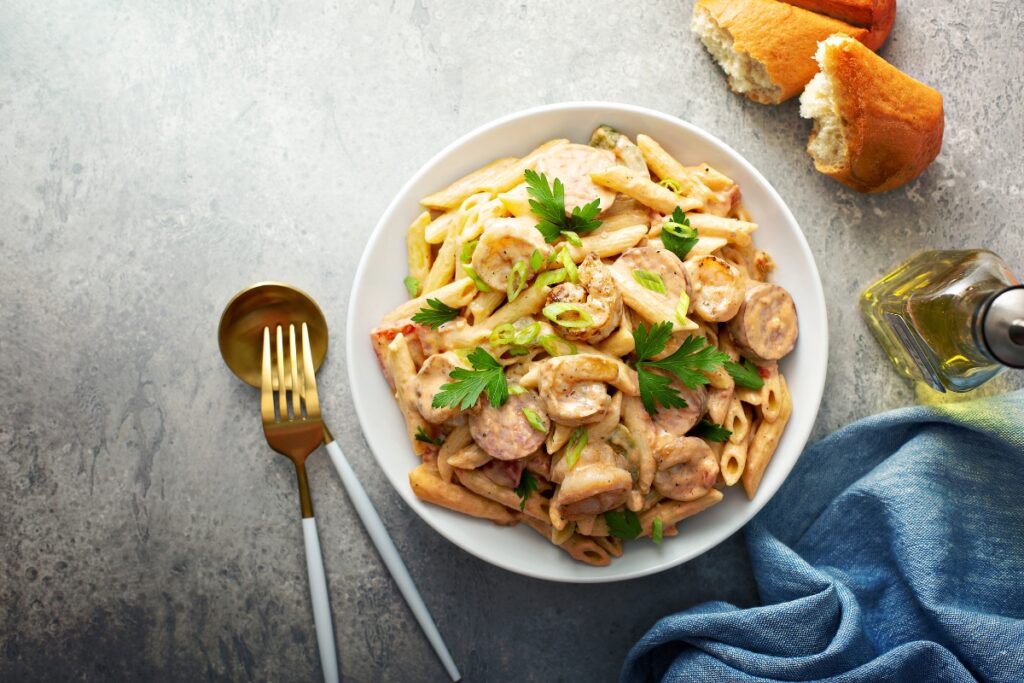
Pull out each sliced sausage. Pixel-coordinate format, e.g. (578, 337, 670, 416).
(535, 143, 617, 213)
(480, 458, 526, 489)
(727, 282, 799, 362)
(616, 246, 691, 300)
(469, 391, 549, 461)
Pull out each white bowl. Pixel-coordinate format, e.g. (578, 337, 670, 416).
(346, 102, 827, 583)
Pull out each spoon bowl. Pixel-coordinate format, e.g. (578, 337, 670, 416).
(218, 282, 328, 387)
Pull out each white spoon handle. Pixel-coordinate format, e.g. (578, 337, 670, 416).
(302, 517, 340, 683)
(325, 439, 461, 682)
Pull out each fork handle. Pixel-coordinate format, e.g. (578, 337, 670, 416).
(302, 517, 340, 683)
(324, 439, 461, 682)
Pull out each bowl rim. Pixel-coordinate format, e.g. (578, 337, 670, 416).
(345, 101, 828, 582)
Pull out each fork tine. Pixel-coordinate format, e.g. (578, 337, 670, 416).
(276, 325, 287, 420)
(301, 322, 321, 419)
(260, 326, 274, 423)
(289, 324, 301, 418)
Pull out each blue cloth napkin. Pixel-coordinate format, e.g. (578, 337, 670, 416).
(622, 391, 1024, 683)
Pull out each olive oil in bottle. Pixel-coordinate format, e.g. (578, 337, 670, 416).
(861, 250, 1024, 392)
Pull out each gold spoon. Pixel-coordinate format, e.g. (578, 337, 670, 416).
(218, 283, 461, 682)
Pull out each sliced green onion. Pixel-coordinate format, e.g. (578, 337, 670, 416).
(462, 264, 491, 292)
(529, 249, 545, 272)
(558, 247, 578, 283)
(675, 290, 691, 326)
(538, 334, 577, 357)
(565, 426, 588, 469)
(508, 384, 526, 395)
(652, 517, 664, 544)
(561, 230, 583, 247)
(534, 268, 567, 289)
(513, 321, 541, 346)
(460, 239, 479, 264)
(542, 302, 594, 329)
(506, 346, 531, 357)
(489, 323, 516, 346)
(658, 178, 682, 194)
(521, 407, 548, 433)
(403, 276, 420, 297)
(633, 269, 667, 294)
(507, 260, 528, 302)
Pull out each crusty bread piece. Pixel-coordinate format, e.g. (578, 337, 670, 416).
(692, 0, 869, 104)
(784, 0, 895, 49)
(799, 34, 944, 193)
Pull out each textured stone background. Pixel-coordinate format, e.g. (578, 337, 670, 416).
(2, 1, 1022, 681)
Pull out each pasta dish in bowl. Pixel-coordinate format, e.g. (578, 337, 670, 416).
(347, 103, 827, 582)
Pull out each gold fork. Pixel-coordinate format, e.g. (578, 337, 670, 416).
(261, 322, 339, 683)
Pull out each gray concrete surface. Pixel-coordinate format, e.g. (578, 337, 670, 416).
(2, 1, 1022, 681)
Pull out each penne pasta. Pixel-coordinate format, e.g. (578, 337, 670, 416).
(420, 157, 519, 210)
(483, 283, 549, 328)
(382, 277, 476, 323)
(409, 464, 517, 525)
(742, 376, 792, 499)
(467, 290, 506, 326)
(522, 516, 612, 566)
(720, 412, 753, 487)
(385, 333, 433, 459)
(635, 134, 715, 206)
(685, 212, 757, 248)
(424, 210, 459, 245)
(422, 223, 460, 294)
(567, 223, 647, 261)
(609, 261, 698, 332)
(456, 468, 549, 523)
(639, 489, 724, 536)
(406, 211, 433, 289)
(591, 165, 702, 215)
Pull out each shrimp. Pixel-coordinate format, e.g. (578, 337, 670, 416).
(651, 376, 708, 436)
(471, 217, 551, 290)
(545, 253, 623, 343)
(534, 143, 617, 213)
(537, 354, 620, 426)
(552, 441, 632, 520)
(408, 351, 465, 424)
(684, 255, 745, 322)
(653, 436, 719, 502)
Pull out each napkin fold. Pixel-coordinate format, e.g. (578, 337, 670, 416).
(622, 392, 1024, 683)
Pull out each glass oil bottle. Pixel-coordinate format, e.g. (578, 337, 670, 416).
(860, 250, 1024, 392)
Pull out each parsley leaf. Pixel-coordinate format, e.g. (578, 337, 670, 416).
(637, 367, 689, 414)
(631, 322, 730, 414)
(691, 419, 732, 443)
(411, 298, 460, 329)
(514, 470, 538, 511)
(524, 169, 602, 243)
(725, 360, 765, 390)
(641, 334, 731, 390)
(605, 509, 642, 540)
(661, 207, 699, 261)
(431, 347, 508, 410)
(414, 426, 444, 446)
(632, 320, 675, 362)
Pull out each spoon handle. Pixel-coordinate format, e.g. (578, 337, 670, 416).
(324, 438, 461, 682)
(302, 517, 340, 683)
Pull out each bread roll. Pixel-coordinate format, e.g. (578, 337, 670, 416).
(691, 0, 868, 104)
(784, 0, 895, 50)
(799, 34, 944, 193)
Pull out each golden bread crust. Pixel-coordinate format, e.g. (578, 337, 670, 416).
(815, 36, 943, 192)
(783, 0, 896, 49)
(697, 0, 869, 103)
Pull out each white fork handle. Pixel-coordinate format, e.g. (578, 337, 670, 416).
(325, 439, 461, 682)
(302, 517, 340, 683)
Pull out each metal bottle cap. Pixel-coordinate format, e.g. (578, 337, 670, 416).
(982, 286, 1024, 369)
